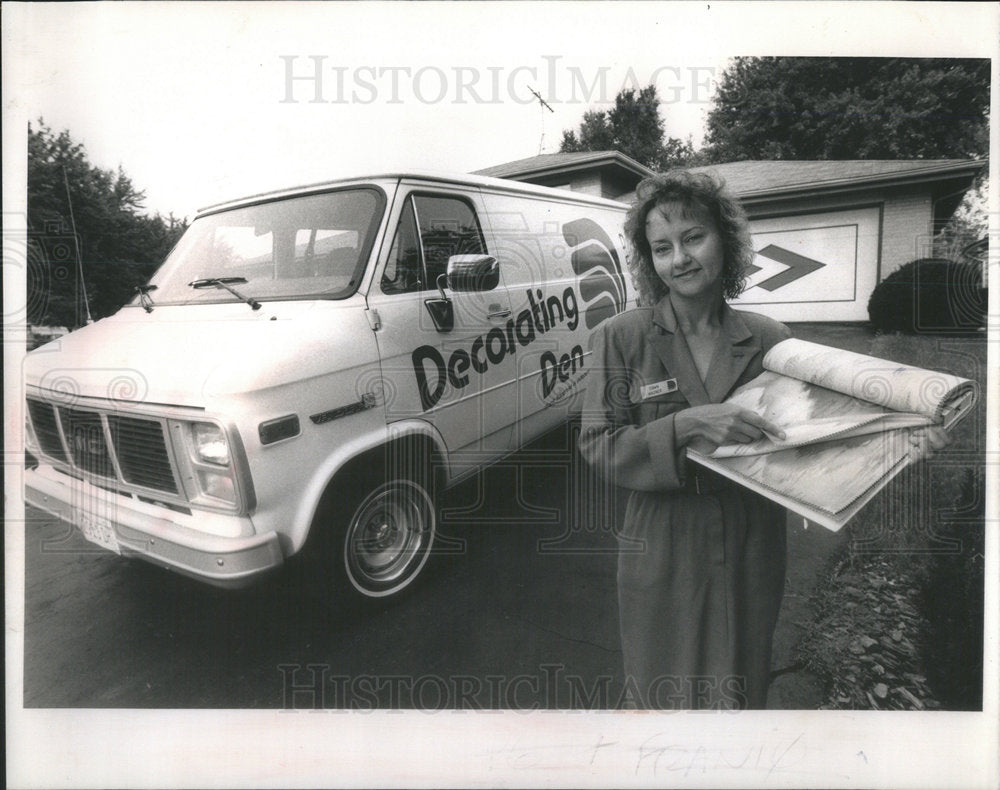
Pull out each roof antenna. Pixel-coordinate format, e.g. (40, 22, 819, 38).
(528, 86, 554, 155)
(62, 165, 94, 325)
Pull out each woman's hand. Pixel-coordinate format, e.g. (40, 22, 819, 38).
(674, 404, 786, 454)
(908, 425, 951, 462)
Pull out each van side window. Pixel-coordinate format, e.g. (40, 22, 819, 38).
(381, 194, 487, 294)
(381, 199, 424, 294)
(413, 195, 487, 291)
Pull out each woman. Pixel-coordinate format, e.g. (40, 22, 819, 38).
(579, 170, 793, 710)
(580, 170, 948, 710)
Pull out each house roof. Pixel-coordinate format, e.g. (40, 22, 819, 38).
(687, 159, 986, 201)
(473, 150, 655, 181)
(474, 155, 984, 203)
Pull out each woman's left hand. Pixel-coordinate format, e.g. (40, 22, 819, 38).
(908, 426, 951, 462)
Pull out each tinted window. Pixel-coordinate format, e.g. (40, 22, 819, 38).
(414, 196, 486, 289)
(381, 200, 424, 294)
(380, 193, 487, 295)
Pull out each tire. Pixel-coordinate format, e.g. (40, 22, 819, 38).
(305, 474, 436, 604)
(341, 478, 436, 597)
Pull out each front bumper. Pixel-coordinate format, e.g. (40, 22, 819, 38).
(25, 465, 284, 588)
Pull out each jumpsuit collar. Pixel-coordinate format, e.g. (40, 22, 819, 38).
(647, 296, 761, 404)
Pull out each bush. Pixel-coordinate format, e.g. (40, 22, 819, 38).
(867, 258, 986, 334)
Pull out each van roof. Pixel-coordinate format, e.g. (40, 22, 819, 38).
(198, 169, 631, 215)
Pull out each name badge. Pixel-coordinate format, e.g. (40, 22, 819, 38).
(641, 378, 678, 400)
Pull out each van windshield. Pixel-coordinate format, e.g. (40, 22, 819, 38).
(143, 187, 385, 305)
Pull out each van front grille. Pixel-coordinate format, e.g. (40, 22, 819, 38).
(61, 407, 115, 478)
(26, 397, 180, 497)
(107, 414, 178, 493)
(27, 399, 68, 463)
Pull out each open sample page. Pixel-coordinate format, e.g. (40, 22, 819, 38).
(687, 339, 977, 530)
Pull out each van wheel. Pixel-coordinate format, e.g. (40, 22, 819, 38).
(342, 478, 435, 597)
(305, 475, 436, 604)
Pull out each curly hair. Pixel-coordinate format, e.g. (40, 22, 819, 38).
(624, 170, 754, 305)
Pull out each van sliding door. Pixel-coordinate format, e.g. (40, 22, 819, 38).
(478, 191, 630, 445)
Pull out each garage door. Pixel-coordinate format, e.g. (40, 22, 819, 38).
(732, 206, 881, 322)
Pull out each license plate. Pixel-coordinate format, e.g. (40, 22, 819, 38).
(76, 509, 121, 555)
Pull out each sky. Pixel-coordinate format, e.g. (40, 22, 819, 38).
(5, 1, 993, 223)
(6, 2, 737, 219)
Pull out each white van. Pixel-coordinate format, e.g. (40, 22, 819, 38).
(24, 172, 634, 600)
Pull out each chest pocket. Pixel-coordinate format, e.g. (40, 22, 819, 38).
(635, 389, 689, 424)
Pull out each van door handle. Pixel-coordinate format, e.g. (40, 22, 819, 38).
(487, 308, 512, 320)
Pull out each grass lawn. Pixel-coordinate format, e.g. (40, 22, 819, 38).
(787, 321, 878, 355)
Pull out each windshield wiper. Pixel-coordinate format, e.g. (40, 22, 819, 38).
(135, 284, 157, 313)
(188, 277, 261, 311)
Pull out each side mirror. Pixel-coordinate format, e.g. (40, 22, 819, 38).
(446, 254, 499, 292)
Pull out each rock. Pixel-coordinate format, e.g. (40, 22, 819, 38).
(896, 687, 925, 710)
(873, 683, 889, 699)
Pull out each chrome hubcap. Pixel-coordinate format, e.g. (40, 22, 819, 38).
(345, 481, 433, 591)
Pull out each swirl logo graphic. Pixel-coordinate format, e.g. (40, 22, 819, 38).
(561, 218, 627, 329)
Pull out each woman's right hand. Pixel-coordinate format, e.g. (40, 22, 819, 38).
(674, 403, 786, 454)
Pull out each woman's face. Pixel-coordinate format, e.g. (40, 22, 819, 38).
(646, 203, 725, 300)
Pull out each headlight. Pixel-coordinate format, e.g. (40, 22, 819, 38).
(198, 469, 236, 501)
(172, 419, 242, 507)
(192, 422, 230, 466)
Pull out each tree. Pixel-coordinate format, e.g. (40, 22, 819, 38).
(932, 171, 988, 261)
(560, 109, 614, 153)
(703, 57, 990, 162)
(560, 85, 696, 170)
(27, 120, 188, 328)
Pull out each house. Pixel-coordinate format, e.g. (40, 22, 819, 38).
(475, 153, 986, 322)
(688, 159, 986, 321)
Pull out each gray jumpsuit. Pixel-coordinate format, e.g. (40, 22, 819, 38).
(579, 297, 790, 709)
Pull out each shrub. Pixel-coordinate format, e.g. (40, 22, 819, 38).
(867, 258, 986, 334)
